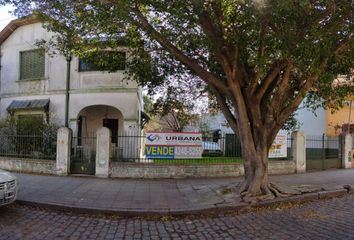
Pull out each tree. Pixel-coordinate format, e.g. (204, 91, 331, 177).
(143, 89, 199, 132)
(3, 0, 352, 201)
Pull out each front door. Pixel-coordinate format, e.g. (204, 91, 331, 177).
(103, 119, 118, 145)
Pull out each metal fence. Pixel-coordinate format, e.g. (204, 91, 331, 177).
(306, 135, 340, 159)
(223, 134, 293, 160)
(111, 134, 144, 162)
(306, 135, 341, 171)
(70, 134, 96, 175)
(0, 134, 57, 160)
(109, 133, 292, 164)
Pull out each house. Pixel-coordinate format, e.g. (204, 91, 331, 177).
(326, 76, 354, 136)
(0, 17, 143, 140)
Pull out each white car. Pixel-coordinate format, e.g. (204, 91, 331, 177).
(202, 141, 223, 156)
(0, 169, 18, 206)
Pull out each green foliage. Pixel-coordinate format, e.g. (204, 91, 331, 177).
(0, 116, 59, 159)
(2, 0, 352, 135)
(143, 95, 154, 114)
(143, 87, 199, 132)
(0, 115, 58, 136)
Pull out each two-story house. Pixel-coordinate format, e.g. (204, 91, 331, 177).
(0, 17, 143, 141)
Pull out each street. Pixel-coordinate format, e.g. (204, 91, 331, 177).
(1, 195, 353, 240)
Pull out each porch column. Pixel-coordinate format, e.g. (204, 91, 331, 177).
(96, 127, 111, 178)
(56, 127, 72, 176)
(292, 131, 306, 173)
(341, 133, 352, 169)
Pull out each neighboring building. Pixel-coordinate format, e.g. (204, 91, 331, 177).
(201, 95, 352, 137)
(326, 97, 354, 136)
(294, 104, 327, 136)
(200, 113, 234, 134)
(0, 17, 143, 140)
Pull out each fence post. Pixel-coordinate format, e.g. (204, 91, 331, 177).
(292, 131, 306, 173)
(55, 127, 72, 176)
(341, 133, 352, 169)
(96, 127, 111, 178)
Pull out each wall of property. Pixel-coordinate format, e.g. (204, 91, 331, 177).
(110, 161, 295, 178)
(0, 157, 55, 174)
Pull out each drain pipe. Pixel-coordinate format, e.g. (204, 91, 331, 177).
(64, 56, 72, 127)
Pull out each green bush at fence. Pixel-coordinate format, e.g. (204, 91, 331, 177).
(0, 116, 59, 159)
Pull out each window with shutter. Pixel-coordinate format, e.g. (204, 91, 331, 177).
(78, 51, 126, 72)
(20, 49, 45, 80)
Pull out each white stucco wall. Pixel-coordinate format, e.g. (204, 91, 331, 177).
(0, 22, 142, 130)
(295, 103, 326, 136)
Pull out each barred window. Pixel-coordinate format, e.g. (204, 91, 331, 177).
(78, 51, 126, 72)
(20, 49, 45, 80)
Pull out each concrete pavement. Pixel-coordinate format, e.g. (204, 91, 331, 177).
(14, 169, 354, 215)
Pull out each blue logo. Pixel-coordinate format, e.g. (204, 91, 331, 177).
(147, 134, 160, 142)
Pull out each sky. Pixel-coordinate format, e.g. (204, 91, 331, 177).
(0, 5, 16, 31)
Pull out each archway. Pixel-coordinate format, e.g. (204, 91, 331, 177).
(70, 105, 124, 175)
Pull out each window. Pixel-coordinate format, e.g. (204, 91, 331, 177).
(78, 51, 126, 72)
(17, 114, 44, 134)
(20, 49, 45, 80)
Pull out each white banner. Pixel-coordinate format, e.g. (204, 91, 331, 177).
(268, 134, 287, 158)
(146, 132, 202, 146)
(145, 132, 203, 159)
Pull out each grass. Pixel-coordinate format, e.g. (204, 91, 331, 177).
(153, 156, 243, 164)
(152, 157, 294, 164)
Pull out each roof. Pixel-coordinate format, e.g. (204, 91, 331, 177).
(0, 16, 41, 45)
(7, 99, 50, 112)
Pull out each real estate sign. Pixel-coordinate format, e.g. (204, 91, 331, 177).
(145, 132, 203, 159)
(268, 134, 287, 158)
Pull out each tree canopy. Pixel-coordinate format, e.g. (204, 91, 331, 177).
(2, 0, 353, 200)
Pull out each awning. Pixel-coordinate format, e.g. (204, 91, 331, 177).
(7, 99, 50, 113)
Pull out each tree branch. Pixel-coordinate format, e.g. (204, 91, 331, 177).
(210, 86, 239, 136)
(129, 6, 229, 93)
(254, 63, 281, 98)
(192, 5, 245, 88)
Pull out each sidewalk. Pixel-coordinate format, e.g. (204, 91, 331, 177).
(14, 169, 354, 215)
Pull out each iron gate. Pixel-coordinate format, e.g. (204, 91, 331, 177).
(70, 134, 96, 175)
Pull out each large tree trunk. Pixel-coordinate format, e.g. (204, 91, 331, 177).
(236, 127, 287, 202)
(239, 143, 274, 202)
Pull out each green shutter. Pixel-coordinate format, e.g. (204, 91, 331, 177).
(20, 49, 45, 80)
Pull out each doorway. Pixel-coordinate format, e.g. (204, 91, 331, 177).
(103, 119, 118, 145)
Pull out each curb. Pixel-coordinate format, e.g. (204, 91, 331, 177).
(15, 185, 354, 217)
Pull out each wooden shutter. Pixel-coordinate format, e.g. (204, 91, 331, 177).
(20, 49, 45, 80)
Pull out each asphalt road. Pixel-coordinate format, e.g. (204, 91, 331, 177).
(0, 195, 354, 240)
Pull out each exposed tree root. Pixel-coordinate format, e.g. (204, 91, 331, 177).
(239, 181, 290, 203)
